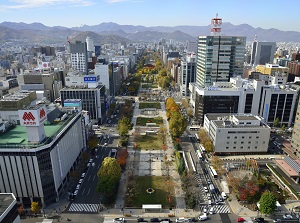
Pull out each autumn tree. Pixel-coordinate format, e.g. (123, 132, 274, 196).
(211, 156, 225, 175)
(158, 125, 167, 144)
(227, 172, 242, 194)
(18, 205, 24, 216)
(97, 157, 122, 203)
(117, 116, 133, 137)
(169, 112, 187, 138)
(259, 192, 277, 215)
(31, 202, 41, 214)
(117, 148, 128, 170)
(87, 135, 98, 149)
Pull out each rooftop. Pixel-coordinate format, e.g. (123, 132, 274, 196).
(0, 113, 76, 148)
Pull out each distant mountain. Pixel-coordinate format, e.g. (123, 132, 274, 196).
(0, 21, 300, 44)
(72, 31, 130, 45)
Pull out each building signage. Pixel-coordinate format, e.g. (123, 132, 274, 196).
(84, 76, 100, 83)
(19, 105, 47, 126)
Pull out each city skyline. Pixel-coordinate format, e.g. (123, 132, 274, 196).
(0, 0, 300, 32)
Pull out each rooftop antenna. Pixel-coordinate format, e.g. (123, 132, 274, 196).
(211, 13, 222, 36)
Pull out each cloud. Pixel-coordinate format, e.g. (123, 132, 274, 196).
(106, 0, 130, 3)
(0, 0, 94, 10)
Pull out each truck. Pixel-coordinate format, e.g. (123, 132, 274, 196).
(209, 184, 215, 193)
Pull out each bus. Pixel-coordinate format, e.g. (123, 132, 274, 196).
(196, 150, 203, 161)
(209, 166, 218, 179)
(189, 126, 200, 131)
(195, 134, 200, 142)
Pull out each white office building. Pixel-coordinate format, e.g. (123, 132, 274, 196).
(204, 113, 271, 154)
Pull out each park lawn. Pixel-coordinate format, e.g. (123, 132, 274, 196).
(136, 117, 163, 126)
(141, 83, 158, 89)
(139, 102, 161, 109)
(130, 176, 175, 208)
(138, 134, 163, 150)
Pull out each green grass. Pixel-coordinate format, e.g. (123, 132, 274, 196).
(139, 102, 161, 109)
(126, 176, 175, 208)
(136, 117, 163, 126)
(141, 83, 158, 89)
(138, 134, 164, 150)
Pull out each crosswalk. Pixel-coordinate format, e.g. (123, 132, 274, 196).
(68, 203, 99, 212)
(199, 204, 231, 214)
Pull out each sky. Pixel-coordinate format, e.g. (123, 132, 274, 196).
(0, 0, 300, 32)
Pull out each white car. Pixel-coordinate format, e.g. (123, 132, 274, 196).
(76, 184, 80, 190)
(104, 143, 108, 146)
(283, 214, 293, 219)
(81, 173, 85, 178)
(203, 187, 208, 193)
(209, 207, 214, 214)
(73, 190, 78, 196)
(113, 218, 125, 222)
(89, 158, 93, 163)
(92, 162, 95, 167)
(175, 218, 185, 223)
(79, 179, 83, 184)
(109, 129, 114, 132)
(203, 207, 208, 213)
(87, 163, 91, 167)
(198, 214, 207, 221)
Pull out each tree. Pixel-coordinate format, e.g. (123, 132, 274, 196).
(281, 124, 286, 131)
(117, 148, 128, 170)
(87, 135, 98, 149)
(97, 157, 122, 201)
(273, 118, 280, 127)
(31, 202, 40, 214)
(117, 116, 133, 137)
(169, 112, 187, 138)
(259, 191, 277, 215)
(158, 125, 167, 144)
(18, 205, 24, 216)
(227, 172, 242, 194)
(211, 156, 225, 174)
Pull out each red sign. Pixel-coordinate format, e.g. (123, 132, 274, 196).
(40, 108, 46, 119)
(22, 112, 35, 121)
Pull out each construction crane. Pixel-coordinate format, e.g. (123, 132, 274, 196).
(67, 24, 84, 44)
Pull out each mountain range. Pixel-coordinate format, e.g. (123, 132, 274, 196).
(0, 21, 300, 45)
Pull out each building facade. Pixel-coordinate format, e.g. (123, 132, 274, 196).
(250, 41, 276, 66)
(0, 193, 20, 223)
(189, 76, 298, 126)
(70, 41, 88, 74)
(204, 114, 270, 154)
(196, 35, 246, 86)
(180, 53, 196, 96)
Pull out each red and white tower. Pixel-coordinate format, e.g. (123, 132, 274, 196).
(211, 13, 222, 36)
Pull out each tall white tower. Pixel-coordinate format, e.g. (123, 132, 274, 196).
(18, 105, 47, 143)
(86, 36, 94, 52)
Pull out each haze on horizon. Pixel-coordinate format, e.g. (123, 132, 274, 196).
(0, 0, 299, 32)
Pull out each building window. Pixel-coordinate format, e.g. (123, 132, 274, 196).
(256, 136, 259, 138)
(227, 136, 230, 139)
(249, 136, 252, 139)
(233, 147, 236, 149)
(226, 147, 229, 149)
(234, 142, 237, 144)
(241, 142, 244, 144)
(242, 136, 244, 139)
(227, 142, 229, 144)
(255, 146, 258, 149)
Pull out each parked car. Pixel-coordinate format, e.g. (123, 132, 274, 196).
(175, 218, 185, 223)
(203, 187, 208, 193)
(76, 184, 80, 190)
(187, 218, 197, 222)
(81, 173, 86, 178)
(161, 219, 171, 222)
(150, 218, 160, 222)
(78, 179, 83, 184)
(236, 218, 244, 222)
(283, 214, 293, 219)
(137, 218, 146, 222)
(198, 214, 207, 221)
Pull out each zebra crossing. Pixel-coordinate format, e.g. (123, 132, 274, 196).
(68, 203, 99, 212)
(199, 204, 231, 214)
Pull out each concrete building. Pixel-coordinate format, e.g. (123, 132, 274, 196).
(275, 156, 300, 184)
(0, 193, 20, 223)
(0, 104, 86, 207)
(196, 35, 246, 86)
(189, 75, 298, 127)
(256, 63, 289, 76)
(204, 114, 270, 155)
(251, 41, 276, 66)
(70, 41, 88, 74)
(291, 97, 300, 152)
(288, 61, 300, 82)
(180, 53, 196, 96)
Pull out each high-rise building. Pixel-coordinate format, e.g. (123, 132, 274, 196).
(180, 53, 196, 96)
(291, 98, 300, 155)
(70, 41, 88, 74)
(86, 37, 94, 52)
(196, 36, 246, 86)
(250, 41, 276, 66)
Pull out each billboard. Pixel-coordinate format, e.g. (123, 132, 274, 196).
(84, 76, 100, 83)
(19, 105, 47, 126)
(64, 100, 82, 107)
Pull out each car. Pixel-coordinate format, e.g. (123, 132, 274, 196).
(272, 219, 281, 223)
(198, 214, 207, 221)
(209, 207, 215, 214)
(104, 143, 108, 146)
(150, 218, 160, 222)
(137, 218, 146, 222)
(254, 217, 265, 222)
(76, 184, 80, 190)
(73, 190, 78, 196)
(203, 187, 208, 193)
(81, 173, 86, 178)
(187, 218, 197, 222)
(207, 194, 211, 199)
(78, 179, 83, 184)
(236, 218, 245, 222)
(89, 158, 93, 163)
(283, 214, 293, 219)
(208, 200, 212, 205)
(161, 219, 171, 222)
(175, 218, 185, 223)
(87, 163, 91, 166)
(114, 218, 125, 222)
(203, 207, 208, 213)
(92, 162, 95, 167)
(109, 129, 114, 132)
